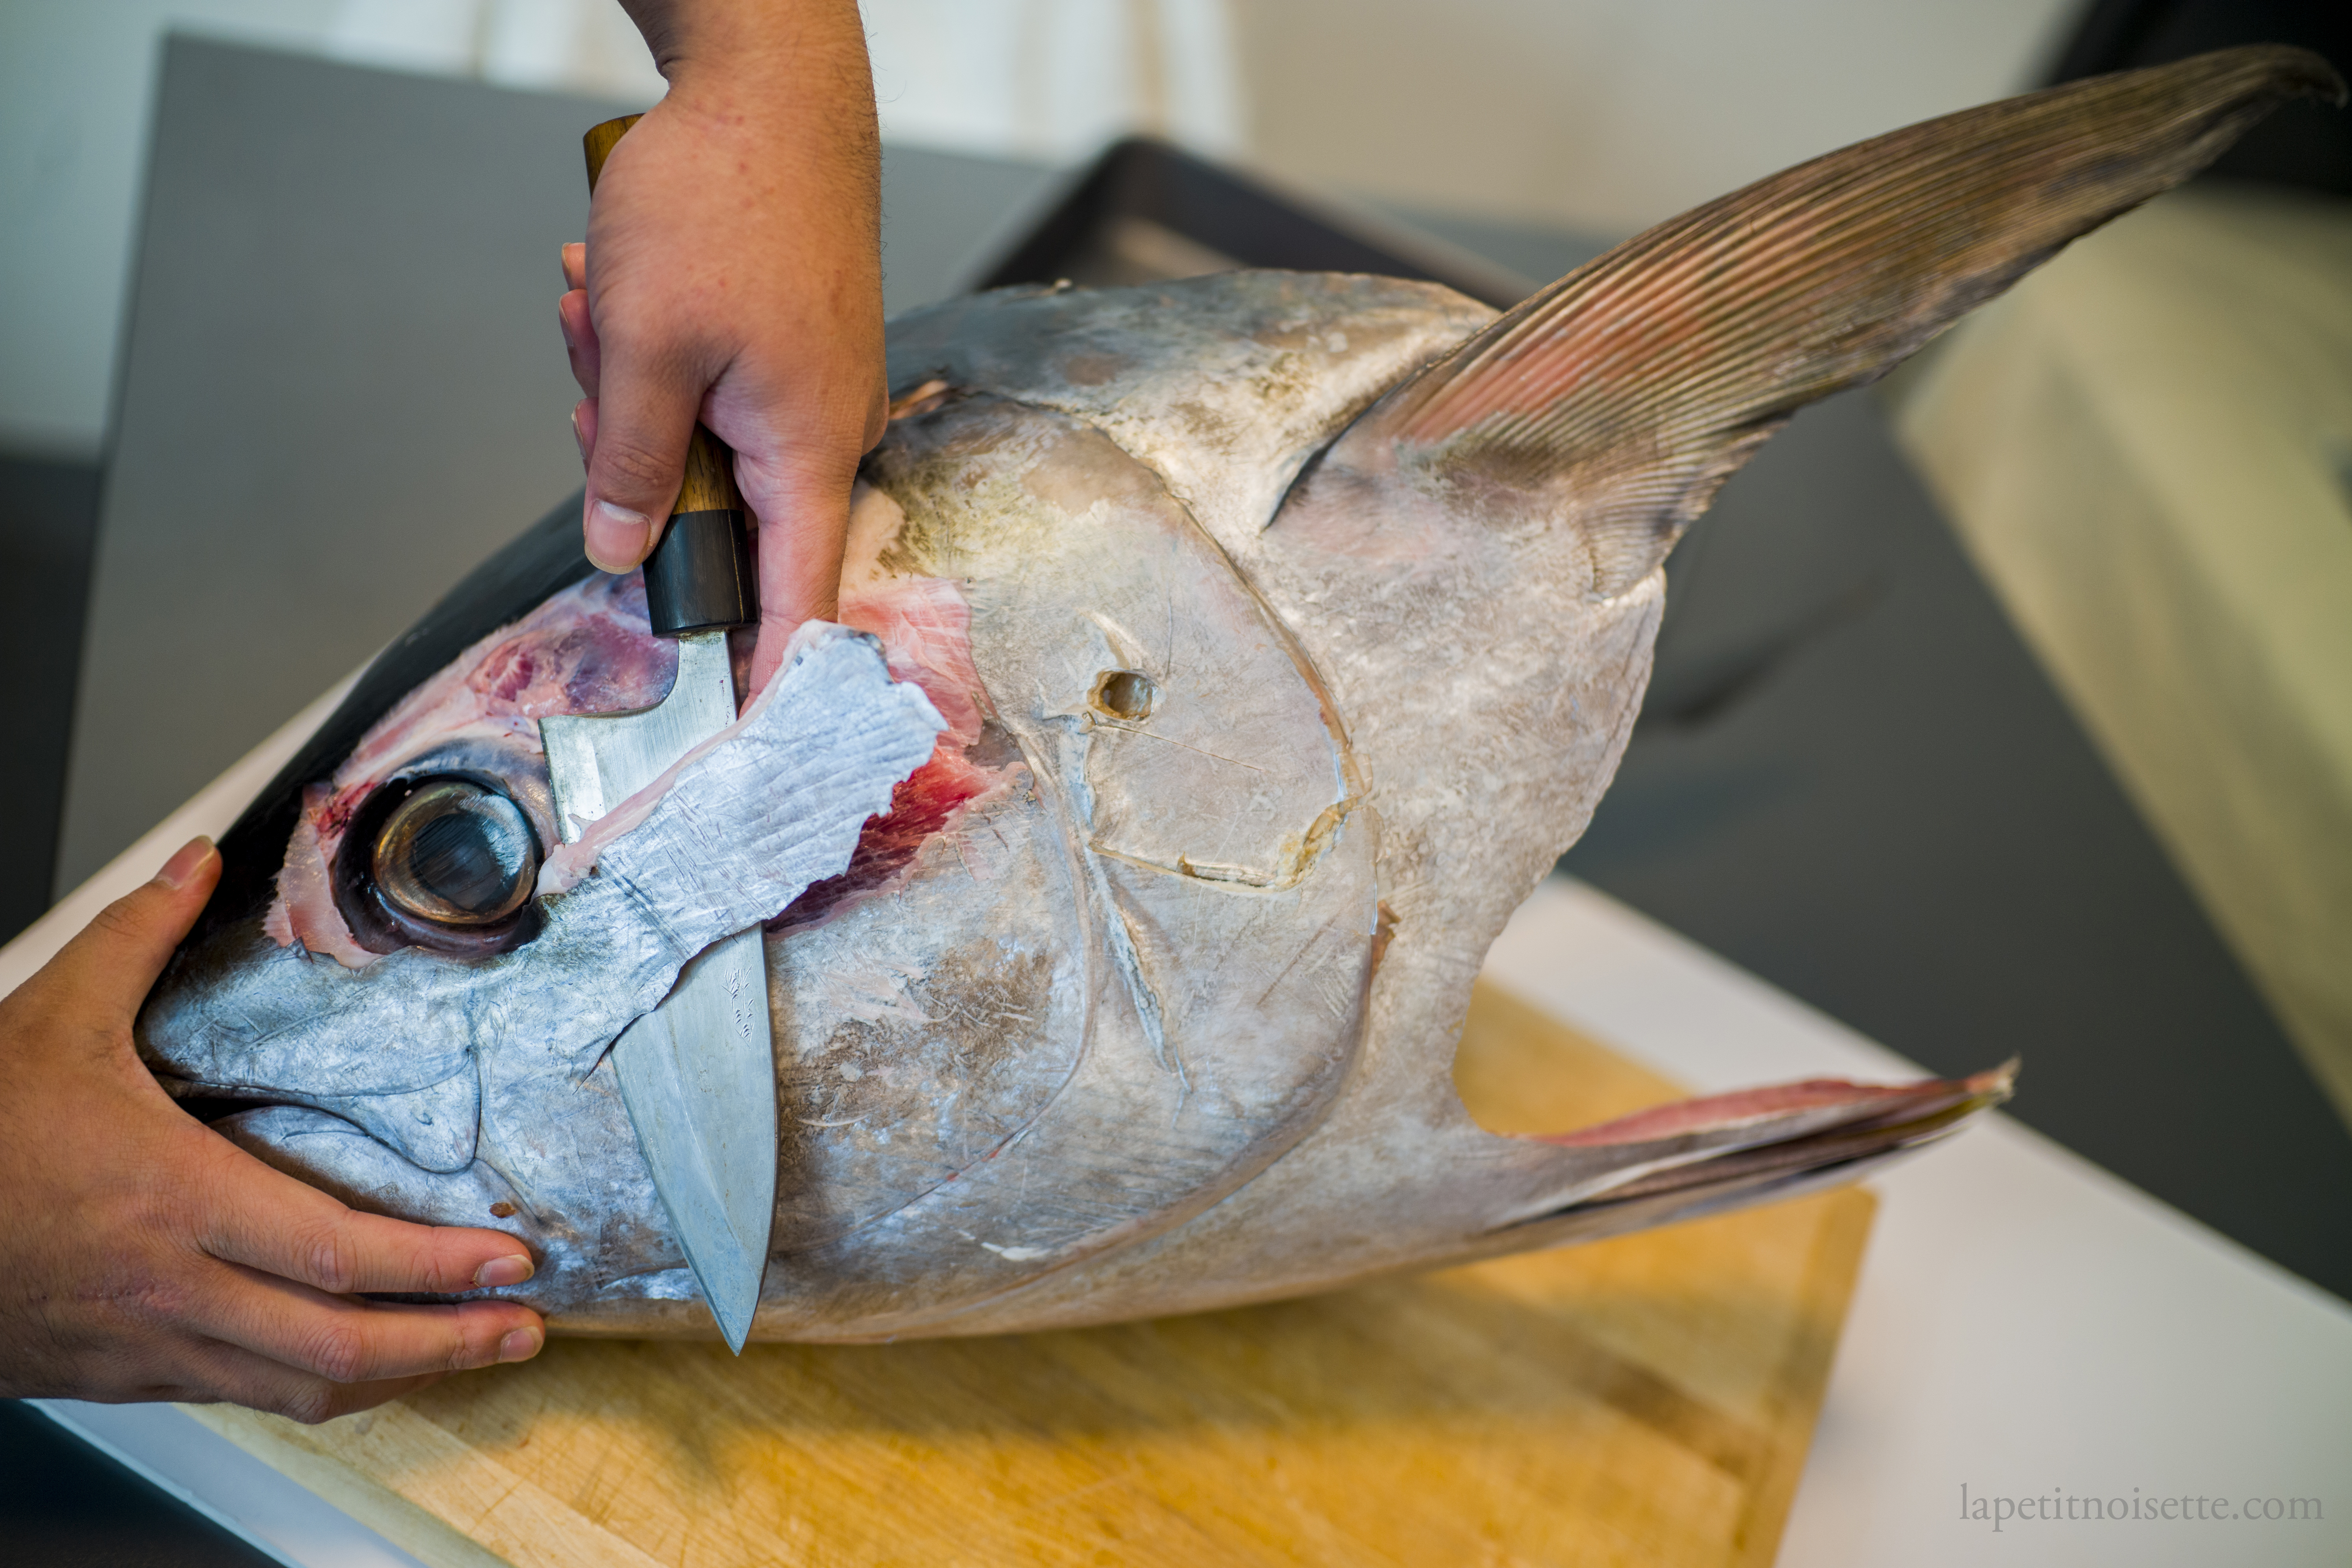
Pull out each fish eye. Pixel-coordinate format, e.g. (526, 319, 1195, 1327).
(333, 773, 545, 957)
(371, 779, 539, 926)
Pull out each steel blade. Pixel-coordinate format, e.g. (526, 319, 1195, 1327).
(610, 927, 775, 1352)
(539, 630, 776, 1348)
(540, 630, 738, 834)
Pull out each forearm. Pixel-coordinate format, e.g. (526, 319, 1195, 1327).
(612, 0, 880, 281)
(623, 0, 879, 204)
(622, 0, 873, 86)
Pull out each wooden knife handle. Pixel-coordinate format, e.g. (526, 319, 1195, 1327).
(582, 114, 757, 636)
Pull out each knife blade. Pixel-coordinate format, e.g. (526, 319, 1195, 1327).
(534, 113, 775, 1352)
(541, 633, 775, 1351)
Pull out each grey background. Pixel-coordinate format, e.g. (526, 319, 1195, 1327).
(0, 457, 99, 936)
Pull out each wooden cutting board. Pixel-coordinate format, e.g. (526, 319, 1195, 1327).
(180, 979, 1875, 1568)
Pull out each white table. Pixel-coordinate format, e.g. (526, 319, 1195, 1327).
(10, 686, 2349, 1568)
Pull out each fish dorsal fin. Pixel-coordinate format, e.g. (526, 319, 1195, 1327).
(1318, 44, 2342, 599)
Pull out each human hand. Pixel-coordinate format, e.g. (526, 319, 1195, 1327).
(559, 0, 887, 690)
(0, 838, 545, 1420)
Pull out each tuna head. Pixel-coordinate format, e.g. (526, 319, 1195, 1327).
(136, 48, 2336, 1341)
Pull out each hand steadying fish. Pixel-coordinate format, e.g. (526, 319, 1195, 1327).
(132, 46, 2345, 1343)
(0, 0, 883, 1418)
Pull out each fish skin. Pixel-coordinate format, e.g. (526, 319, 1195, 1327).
(137, 47, 2339, 1339)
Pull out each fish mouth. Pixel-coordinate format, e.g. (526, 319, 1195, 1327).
(161, 1081, 290, 1128)
(150, 1051, 485, 1175)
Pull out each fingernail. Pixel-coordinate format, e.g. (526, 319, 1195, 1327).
(569, 402, 590, 465)
(497, 1326, 545, 1364)
(585, 499, 651, 571)
(155, 837, 217, 891)
(473, 1253, 535, 1289)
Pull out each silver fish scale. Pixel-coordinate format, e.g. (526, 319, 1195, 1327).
(882, 273, 1498, 563)
(764, 775, 1087, 1255)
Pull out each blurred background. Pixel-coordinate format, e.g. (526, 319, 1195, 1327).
(0, 0, 2347, 1292)
(0, 0, 2097, 464)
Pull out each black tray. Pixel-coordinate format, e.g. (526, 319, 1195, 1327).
(972, 135, 1533, 307)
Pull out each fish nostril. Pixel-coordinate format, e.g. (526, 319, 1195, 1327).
(1091, 669, 1156, 722)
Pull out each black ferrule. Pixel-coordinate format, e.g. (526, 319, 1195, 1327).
(643, 508, 758, 636)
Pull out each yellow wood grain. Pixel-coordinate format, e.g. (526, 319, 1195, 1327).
(182, 979, 1874, 1568)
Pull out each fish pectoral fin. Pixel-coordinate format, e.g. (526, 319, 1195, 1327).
(1313, 45, 2341, 599)
(1491, 1061, 2015, 1227)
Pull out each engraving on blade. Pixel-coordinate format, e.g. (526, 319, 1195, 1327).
(538, 629, 776, 1348)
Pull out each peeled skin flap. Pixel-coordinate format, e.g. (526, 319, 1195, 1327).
(138, 627, 945, 1104)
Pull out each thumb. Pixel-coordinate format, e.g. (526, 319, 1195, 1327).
(582, 338, 705, 572)
(42, 836, 221, 1032)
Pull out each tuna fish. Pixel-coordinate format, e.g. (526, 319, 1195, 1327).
(138, 48, 2337, 1340)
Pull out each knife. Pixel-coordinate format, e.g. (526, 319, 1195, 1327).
(538, 113, 775, 1353)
